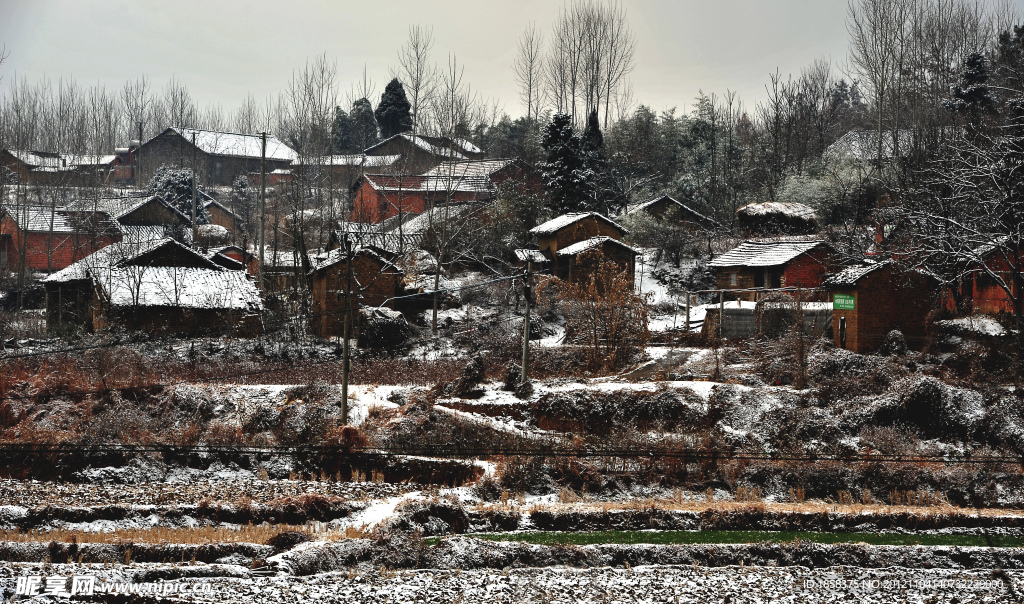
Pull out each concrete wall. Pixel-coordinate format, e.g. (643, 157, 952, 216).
(719, 302, 833, 340)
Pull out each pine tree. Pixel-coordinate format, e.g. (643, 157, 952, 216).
(331, 107, 357, 153)
(350, 98, 379, 151)
(375, 79, 413, 139)
(540, 113, 593, 215)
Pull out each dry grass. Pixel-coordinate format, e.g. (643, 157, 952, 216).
(0, 522, 370, 545)
(498, 490, 1020, 518)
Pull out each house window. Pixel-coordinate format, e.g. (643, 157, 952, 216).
(730, 273, 737, 287)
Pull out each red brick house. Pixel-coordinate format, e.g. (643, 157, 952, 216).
(350, 173, 495, 223)
(709, 239, 838, 301)
(966, 240, 1023, 317)
(0, 204, 121, 272)
(523, 212, 636, 283)
(308, 247, 405, 338)
(826, 261, 941, 353)
(136, 127, 297, 187)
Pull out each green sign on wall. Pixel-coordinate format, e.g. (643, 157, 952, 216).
(834, 293, 855, 310)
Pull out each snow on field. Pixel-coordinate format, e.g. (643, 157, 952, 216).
(635, 251, 672, 305)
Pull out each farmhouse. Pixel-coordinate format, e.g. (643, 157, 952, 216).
(308, 246, 404, 338)
(1, 149, 116, 186)
(826, 260, 940, 353)
(364, 132, 485, 173)
(136, 127, 297, 187)
(0, 204, 121, 272)
(526, 212, 636, 283)
(709, 238, 838, 301)
(350, 173, 496, 223)
(43, 237, 263, 336)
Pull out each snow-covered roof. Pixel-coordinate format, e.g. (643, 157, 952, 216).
(736, 201, 817, 220)
(362, 173, 496, 194)
(45, 238, 173, 283)
(2, 150, 115, 169)
(0, 204, 120, 234)
(709, 239, 829, 268)
(69, 194, 191, 224)
(529, 212, 628, 236)
(421, 159, 517, 179)
(167, 127, 297, 162)
(95, 265, 262, 311)
(399, 203, 483, 234)
(556, 236, 640, 257)
(308, 246, 402, 275)
(824, 261, 886, 287)
(628, 195, 720, 226)
(364, 133, 472, 161)
(291, 154, 402, 168)
(514, 249, 550, 263)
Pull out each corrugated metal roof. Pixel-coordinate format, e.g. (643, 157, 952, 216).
(363, 173, 495, 194)
(708, 239, 828, 268)
(529, 212, 627, 236)
(422, 159, 516, 179)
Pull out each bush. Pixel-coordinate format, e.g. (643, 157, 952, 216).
(548, 249, 650, 372)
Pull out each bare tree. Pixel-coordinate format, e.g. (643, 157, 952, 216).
(395, 25, 437, 134)
(513, 23, 545, 123)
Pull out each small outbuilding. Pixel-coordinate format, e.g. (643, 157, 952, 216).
(556, 236, 640, 284)
(736, 202, 818, 237)
(709, 239, 838, 301)
(308, 247, 405, 338)
(628, 195, 720, 230)
(525, 212, 636, 284)
(825, 260, 940, 353)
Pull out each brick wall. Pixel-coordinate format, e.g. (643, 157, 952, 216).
(310, 254, 402, 338)
(350, 180, 428, 223)
(1, 217, 120, 271)
(832, 265, 939, 353)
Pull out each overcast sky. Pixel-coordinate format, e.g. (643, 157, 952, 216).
(2, 0, 1023, 121)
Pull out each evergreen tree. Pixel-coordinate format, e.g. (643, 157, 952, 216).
(946, 52, 997, 123)
(540, 113, 593, 215)
(350, 98, 379, 151)
(375, 79, 413, 139)
(331, 107, 357, 153)
(148, 166, 210, 225)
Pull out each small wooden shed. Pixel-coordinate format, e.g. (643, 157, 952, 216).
(826, 261, 940, 353)
(308, 247, 405, 338)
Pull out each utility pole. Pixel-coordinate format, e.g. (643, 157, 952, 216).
(136, 121, 143, 188)
(341, 237, 353, 425)
(520, 260, 532, 385)
(191, 131, 198, 245)
(258, 132, 267, 288)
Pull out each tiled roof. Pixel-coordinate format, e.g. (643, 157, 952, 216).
(1, 204, 120, 234)
(708, 239, 829, 268)
(824, 261, 887, 287)
(557, 236, 640, 257)
(362, 173, 496, 194)
(421, 159, 516, 179)
(95, 265, 262, 311)
(45, 238, 173, 283)
(514, 249, 550, 263)
(529, 212, 628, 236)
